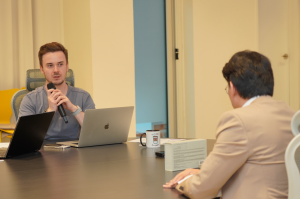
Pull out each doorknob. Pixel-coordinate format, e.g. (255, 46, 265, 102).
(282, 54, 288, 59)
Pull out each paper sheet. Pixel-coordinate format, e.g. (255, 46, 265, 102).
(128, 138, 186, 145)
(0, 142, 9, 148)
(178, 175, 193, 184)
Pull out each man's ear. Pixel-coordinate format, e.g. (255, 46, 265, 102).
(40, 65, 44, 74)
(229, 81, 237, 96)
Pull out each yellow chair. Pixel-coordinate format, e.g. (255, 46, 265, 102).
(0, 88, 20, 142)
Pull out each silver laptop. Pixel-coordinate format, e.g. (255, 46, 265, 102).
(57, 106, 134, 147)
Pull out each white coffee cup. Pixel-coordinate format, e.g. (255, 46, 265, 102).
(140, 130, 160, 148)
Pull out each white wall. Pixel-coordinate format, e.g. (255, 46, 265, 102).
(32, 0, 64, 68)
(288, 0, 300, 110)
(63, 0, 136, 137)
(62, 0, 93, 97)
(90, 0, 136, 137)
(192, 0, 258, 139)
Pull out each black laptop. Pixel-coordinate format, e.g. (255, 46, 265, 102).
(0, 112, 54, 159)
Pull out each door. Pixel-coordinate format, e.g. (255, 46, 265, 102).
(258, 0, 290, 104)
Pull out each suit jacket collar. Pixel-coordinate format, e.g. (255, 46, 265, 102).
(250, 95, 273, 105)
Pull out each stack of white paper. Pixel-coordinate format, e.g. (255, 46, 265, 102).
(165, 139, 207, 171)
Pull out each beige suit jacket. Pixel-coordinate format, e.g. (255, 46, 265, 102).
(176, 96, 295, 199)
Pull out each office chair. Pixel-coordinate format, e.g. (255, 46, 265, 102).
(291, 110, 300, 136)
(11, 69, 75, 121)
(0, 88, 21, 142)
(0, 89, 20, 124)
(26, 69, 74, 91)
(285, 133, 300, 198)
(11, 89, 29, 122)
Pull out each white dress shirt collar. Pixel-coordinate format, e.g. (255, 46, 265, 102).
(242, 96, 260, 108)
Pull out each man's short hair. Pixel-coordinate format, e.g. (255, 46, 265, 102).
(38, 42, 68, 67)
(222, 50, 274, 99)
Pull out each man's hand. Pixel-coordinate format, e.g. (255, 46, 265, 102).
(163, 168, 200, 189)
(46, 89, 59, 112)
(46, 89, 76, 112)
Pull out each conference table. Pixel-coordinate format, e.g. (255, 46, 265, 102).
(0, 139, 195, 199)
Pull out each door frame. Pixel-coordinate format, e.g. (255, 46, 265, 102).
(166, 0, 196, 138)
(288, 0, 300, 110)
(165, 0, 177, 138)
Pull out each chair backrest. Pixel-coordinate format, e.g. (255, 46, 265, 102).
(285, 133, 300, 199)
(0, 88, 20, 124)
(26, 69, 74, 91)
(11, 69, 75, 121)
(11, 89, 29, 121)
(291, 110, 300, 136)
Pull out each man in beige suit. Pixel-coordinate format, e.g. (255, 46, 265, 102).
(163, 50, 295, 199)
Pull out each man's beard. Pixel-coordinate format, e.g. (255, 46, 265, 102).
(45, 76, 65, 86)
(53, 80, 65, 86)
